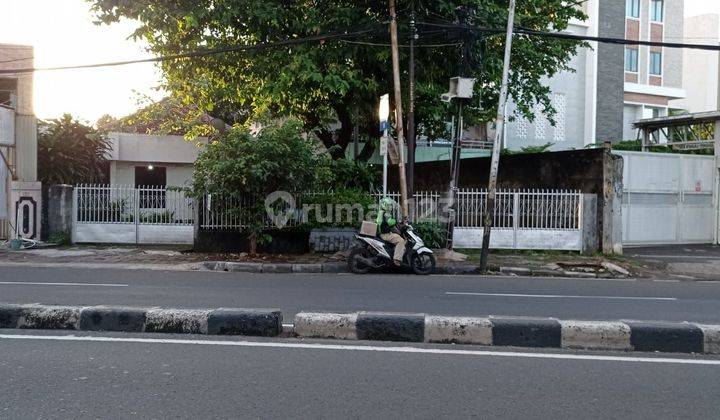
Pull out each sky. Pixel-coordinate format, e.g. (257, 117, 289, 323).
(2, 0, 164, 123)
(1, 0, 719, 123)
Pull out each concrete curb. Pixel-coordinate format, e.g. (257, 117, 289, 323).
(0, 304, 282, 337)
(202, 261, 629, 279)
(293, 312, 720, 354)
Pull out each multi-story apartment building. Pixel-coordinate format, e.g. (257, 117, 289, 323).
(622, 0, 685, 139)
(0, 43, 41, 240)
(671, 13, 720, 113)
(503, 0, 685, 151)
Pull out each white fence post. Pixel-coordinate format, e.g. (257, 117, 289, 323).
(512, 191, 520, 249)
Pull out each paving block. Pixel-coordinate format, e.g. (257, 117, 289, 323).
(0, 304, 24, 328)
(19, 305, 80, 330)
(294, 312, 358, 340)
(207, 308, 282, 336)
(560, 320, 631, 351)
(626, 321, 704, 353)
(226, 262, 262, 273)
(562, 271, 597, 279)
(425, 315, 492, 345)
(491, 316, 562, 348)
(322, 262, 347, 273)
(291, 264, 323, 273)
(145, 308, 210, 334)
(697, 324, 720, 354)
(356, 312, 425, 342)
(262, 263, 293, 273)
(440, 265, 480, 275)
(500, 267, 531, 275)
(79, 306, 147, 332)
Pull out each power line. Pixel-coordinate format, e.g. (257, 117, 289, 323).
(340, 40, 461, 48)
(417, 21, 720, 52)
(0, 26, 383, 75)
(0, 56, 34, 64)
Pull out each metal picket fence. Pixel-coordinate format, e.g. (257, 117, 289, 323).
(71, 184, 583, 249)
(73, 184, 195, 244)
(75, 184, 195, 225)
(199, 188, 582, 231)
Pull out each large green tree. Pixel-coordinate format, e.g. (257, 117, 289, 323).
(89, 0, 585, 159)
(38, 114, 111, 185)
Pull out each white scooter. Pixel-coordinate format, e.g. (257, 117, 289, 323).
(348, 223, 436, 275)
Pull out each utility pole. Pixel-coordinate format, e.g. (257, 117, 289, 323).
(389, 0, 410, 222)
(407, 0, 417, 197)
(479, 0, 516, 272)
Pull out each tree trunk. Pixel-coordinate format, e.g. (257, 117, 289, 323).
(249, 232, 258, 255)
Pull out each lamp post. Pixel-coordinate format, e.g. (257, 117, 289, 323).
(379, 94, 390, 196)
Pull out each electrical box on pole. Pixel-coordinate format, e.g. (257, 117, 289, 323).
(442, 77, 476, 250)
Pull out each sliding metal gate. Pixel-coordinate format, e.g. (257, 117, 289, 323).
(616, 151, 717, 246)
(72, 184, 195, 245)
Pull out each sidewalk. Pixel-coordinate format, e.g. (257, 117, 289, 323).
(0, 244, 644, 278)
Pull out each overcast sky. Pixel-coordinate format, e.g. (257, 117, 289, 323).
(1, 0, 719, 123)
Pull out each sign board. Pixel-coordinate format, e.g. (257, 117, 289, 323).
(380, 136, 388, 156)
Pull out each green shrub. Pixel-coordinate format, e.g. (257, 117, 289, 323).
(412, 221, 447, 249)
(301, 188, 375, 228)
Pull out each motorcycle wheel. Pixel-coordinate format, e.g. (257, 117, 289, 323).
(348, 247, 372, 274)
(411, 253, 436, 275)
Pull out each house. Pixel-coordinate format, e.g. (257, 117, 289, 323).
(0, 43, 40, 240)
(107, 132, 207, 188)
(671, 13, 720, 113)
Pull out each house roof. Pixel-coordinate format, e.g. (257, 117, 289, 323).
(633, 111, 720, 129)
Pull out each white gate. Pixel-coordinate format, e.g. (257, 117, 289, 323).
(72, 184, 195, 245)
(615, 151, 717, 246)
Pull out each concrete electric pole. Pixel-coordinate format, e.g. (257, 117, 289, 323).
(479, 0, 516, 272)
(389, 0, 410, 222)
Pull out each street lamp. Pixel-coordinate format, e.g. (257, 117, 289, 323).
(378, 94, 390, 196)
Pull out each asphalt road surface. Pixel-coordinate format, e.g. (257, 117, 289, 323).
(1, 330, 719, 419)
(2, 266, 720, 322)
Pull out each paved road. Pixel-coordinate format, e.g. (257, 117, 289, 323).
(1, 330, 718, 419)
(3, 266, 720, 322)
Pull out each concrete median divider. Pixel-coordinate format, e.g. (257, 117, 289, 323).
(3, 303, 720, 355)
(293, 311, 720, 355)
(0, 304, 282, 337)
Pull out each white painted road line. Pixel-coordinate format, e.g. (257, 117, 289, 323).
(0, 281, 129, 287)
(445, 292, 677, 301)
(1, 334, 718, 365)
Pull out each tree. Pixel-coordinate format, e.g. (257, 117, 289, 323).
(193, 119, 380, 252)
(193, 119, 321, 253)
(38, 114, 111, 185)
(95, 96, 231, 138)
(89, 0, 585, 159)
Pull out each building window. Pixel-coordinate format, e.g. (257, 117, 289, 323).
(651, 0, 664, 22)
(626, 0, 640, 18)
(650, 52, 662, 75)
(625, 48, 639, 72)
